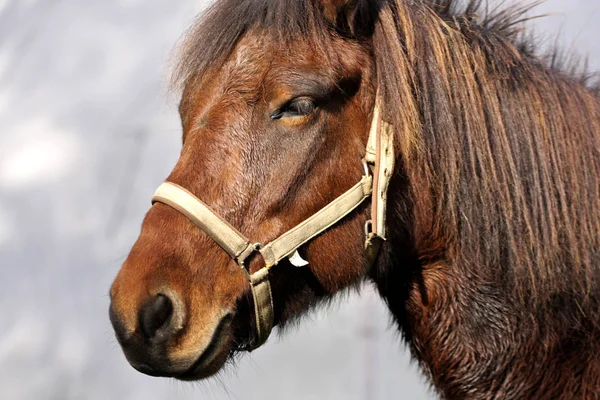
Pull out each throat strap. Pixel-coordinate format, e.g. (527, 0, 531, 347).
(259, 175, 372, 268)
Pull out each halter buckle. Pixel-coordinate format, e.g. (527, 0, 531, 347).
(238, 243, 265, 280)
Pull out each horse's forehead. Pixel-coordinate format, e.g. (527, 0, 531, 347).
(195, 37, 275, 104)
(220, 32, 331, 89)
(182, 31, 350, 121)
(227, 35, 271, 75)
(181, 36, 274, 120)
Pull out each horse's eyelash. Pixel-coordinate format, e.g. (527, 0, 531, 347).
(271, 98, 316, 120)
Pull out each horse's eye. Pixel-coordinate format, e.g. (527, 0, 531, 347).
(271, 98, 316, 120)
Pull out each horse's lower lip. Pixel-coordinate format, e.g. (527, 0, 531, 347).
(177, 313, 234, 380)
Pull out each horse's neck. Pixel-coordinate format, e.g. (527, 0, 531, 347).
(367, 2, 600, 397)
(371, 250, 600, 398)
(369, 204, 600, 399)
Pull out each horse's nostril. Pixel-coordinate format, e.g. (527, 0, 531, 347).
(139, 294, 174, 340)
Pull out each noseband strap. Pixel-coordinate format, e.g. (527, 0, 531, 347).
(152, 184, 255, 263)
(151, 94, 394, 350)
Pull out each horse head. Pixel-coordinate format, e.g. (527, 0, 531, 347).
(109, 0, 386, 379)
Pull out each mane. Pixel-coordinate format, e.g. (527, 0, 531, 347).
(373, 0, 600, 310)
(173, 0, 599, 91)
(174, 0, 600, 311)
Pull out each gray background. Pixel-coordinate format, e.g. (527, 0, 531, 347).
(0, 1, 598, 399)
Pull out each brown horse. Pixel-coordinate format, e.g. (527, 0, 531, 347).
(109, 0, 600, 398)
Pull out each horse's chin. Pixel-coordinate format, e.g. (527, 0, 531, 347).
(174, 316, 238, 381)
(126, 311, 241, 381)
(176, 344, 233, 381)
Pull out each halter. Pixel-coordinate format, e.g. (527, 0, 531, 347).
(151, 94, 394, 350)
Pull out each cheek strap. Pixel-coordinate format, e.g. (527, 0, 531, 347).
(364, 96, 395, 265)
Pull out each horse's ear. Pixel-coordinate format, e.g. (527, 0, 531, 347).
(322, 0, 374, 37)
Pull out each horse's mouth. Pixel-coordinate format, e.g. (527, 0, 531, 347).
(176, 313, 235, 381)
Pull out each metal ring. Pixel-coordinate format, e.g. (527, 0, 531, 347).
(362, 159, 371, 177)
(253, 242, 264, 250)
(239, 263, 252, 281)
(364, 220, 373, 236)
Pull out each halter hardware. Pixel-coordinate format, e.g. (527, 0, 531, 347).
(151, 92, 394, 350)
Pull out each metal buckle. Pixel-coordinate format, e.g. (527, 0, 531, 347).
(238, 243, 265, 281)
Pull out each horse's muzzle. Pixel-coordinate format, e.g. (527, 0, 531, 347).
(109, 291, 189, 377)
(109, 288, 236, 379)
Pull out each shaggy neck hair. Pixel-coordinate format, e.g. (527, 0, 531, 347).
(373, 0, 599, 310)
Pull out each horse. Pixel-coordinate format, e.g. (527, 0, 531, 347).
(108, 0, 600, 398)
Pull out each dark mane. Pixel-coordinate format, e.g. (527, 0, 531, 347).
(174, 0, 600, 311)
(173, 0, 598, 91)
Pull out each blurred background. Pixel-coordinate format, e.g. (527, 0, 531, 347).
(0, 1, 598, 399)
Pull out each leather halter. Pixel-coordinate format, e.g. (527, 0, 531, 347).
(151, 94, 394, 350)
